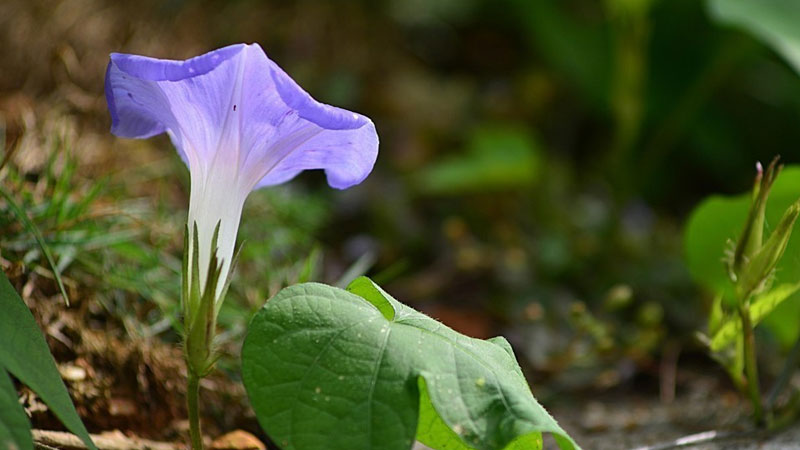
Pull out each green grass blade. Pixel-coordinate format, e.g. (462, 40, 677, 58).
(0, 270, 95, 450)
(0, 185, 70, 305)
(0, 368, 33, 450)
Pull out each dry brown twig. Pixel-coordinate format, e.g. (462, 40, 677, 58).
(32, 429, 179, 450)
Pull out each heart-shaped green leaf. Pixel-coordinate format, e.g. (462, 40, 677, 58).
(0, 368, 33, 450)
(242, 277, 578, 450)
(0, 270, 96, 450)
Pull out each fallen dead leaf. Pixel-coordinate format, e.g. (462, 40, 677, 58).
(210, 430, 265, 450)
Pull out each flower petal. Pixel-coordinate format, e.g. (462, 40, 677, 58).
(233, 44, 379, 191)
(253, 117, 378, 190)
(105, 43, 378, 191)
(105, 44, 247, 172)
(104, 43, 379, 303)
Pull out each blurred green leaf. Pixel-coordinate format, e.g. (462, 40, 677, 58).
(415, 126, 541, 195)
(507, 0, 611, 107)
(242, 277, 578, 450)
(685, 166, 800, 346)
(0, 270, 96, 450)
(711, 282, 800, 351)
(708, 0, 800, 75)
(0, 368, 32, 450)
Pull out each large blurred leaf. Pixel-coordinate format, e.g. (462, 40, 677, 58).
(506, 0, 610, 107)
(0, 368, 32, 450)
(685, 166, 800, 345)
(414, 126, 542, 195)
(242, 277, 578, 450)
(0, 271, 96, 450)
(708, 0, 800, 75)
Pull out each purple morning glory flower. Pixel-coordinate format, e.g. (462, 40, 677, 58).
(105, 43, 378, 303)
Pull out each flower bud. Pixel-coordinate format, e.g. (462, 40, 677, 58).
(729, 157, 781, 282)
(736, 200, 800, 302)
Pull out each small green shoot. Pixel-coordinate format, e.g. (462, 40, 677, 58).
(687, 158, 800, 426)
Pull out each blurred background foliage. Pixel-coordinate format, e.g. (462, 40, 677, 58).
(3, 0, 800, 406)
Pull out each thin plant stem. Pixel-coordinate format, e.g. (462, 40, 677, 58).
(187, 373, 203, 450)
(739, 304, 763, 425)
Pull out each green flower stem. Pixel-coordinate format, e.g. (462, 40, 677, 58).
(187, 372, 203, 450)
(739, 304, 763, 425)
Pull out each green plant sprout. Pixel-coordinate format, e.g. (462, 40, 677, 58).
(700, 157, 800, 426)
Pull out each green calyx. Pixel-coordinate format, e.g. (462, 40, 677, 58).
(182, 222, 223, 378)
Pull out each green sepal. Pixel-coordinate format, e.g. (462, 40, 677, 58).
(184, 221, 223, 377)
(188, 222, 203, 328)
(185, 252, 222, 376)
